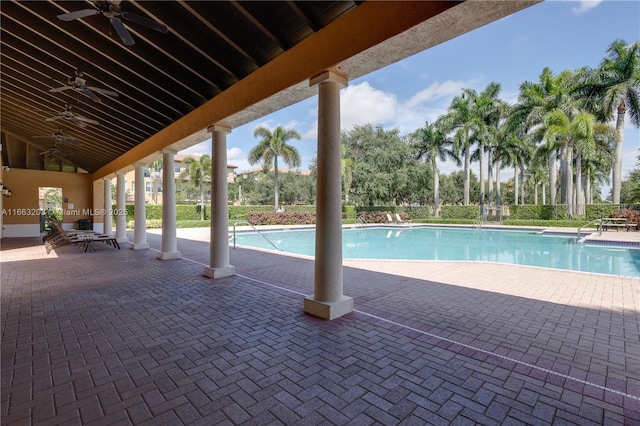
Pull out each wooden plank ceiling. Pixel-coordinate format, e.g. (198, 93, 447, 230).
(1, 0, 360, 172)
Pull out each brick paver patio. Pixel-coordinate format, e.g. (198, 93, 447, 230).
(1, 229, 639, 425)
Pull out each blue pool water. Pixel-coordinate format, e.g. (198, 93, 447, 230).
(234, 226, 640, 277)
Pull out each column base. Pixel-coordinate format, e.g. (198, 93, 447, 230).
(116, 237, 129, 244)
(303, 295, 354, 320)
(157, 251, 181, 260)
(130, 242, 149, 250)
(203, 265, 236, 278)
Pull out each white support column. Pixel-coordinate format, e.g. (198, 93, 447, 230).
(304, 70, 353, 320)
(204, 125, 236, 278)
(103, 177, 113, 236)
(131, 163, 149, 250)
(115, 171, 129, 243)
(157, 150, 181, 260)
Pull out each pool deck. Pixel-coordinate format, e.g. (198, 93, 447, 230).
(1, 226, 639, 425)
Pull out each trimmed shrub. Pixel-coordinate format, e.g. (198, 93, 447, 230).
(357, 211, 392, 224)
(403, 206, 431, 219)
(342, 205, 357, 220)
(440, 205, 479, 220)
(247, 211, 316, 225)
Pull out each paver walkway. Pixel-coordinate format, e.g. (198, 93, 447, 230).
(1, 229, 639, 425)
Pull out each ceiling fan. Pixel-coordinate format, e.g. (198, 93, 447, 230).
(49, 70, 118, 103)
(39, 145, 67, 161)
(57, 0, 168, 46)
(44, 104, 100, 128)
(33, 128, 82, 147)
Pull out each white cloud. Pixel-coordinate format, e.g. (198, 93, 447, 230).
(227, 146, 252, 171)
(179, 139, 211, 156)
(563, 0, 602, 15)
(304, 78, 482, 137)
(340, 82, 398, 129)
(405, 80, 470, 109)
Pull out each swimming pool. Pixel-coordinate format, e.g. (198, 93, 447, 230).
(233, 226, 640, 277)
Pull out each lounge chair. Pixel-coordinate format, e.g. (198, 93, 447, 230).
(386, 213, 395, 224)
(395, 213, 411, 224)
(44, 218, 120, 253)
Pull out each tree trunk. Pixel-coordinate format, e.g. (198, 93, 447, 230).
(560, 146, 567, 204)
(495, 157, 502, 206)
(432, 157, 440, 216)
(200, 181, 205, 221)
(463, 143, 470, 205)
(487, 150, 494, 206)
(479, 140, 485, 212)
(514, 163, 519, 205)
(565, 145, 573, 218)
(520, 165, 526, 204)
(612, 102, 626, 204)
(575, 151, 583, 216)
(274, 156, 280, 210)
(585, 170, 592, 205)
(548, 151, 557, 205)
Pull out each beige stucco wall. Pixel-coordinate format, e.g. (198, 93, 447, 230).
(1, 169, 94, 236)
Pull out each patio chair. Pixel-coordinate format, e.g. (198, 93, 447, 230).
(395, 213, 411, 224)
(44, 218, 120, 253)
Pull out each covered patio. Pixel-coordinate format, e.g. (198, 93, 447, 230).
(1, 232, 638, 424)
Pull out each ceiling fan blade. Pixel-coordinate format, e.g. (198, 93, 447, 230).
(88, 86, 118, 97)
(45, 116, 63, 122)
(57, 9, 100, 21)
(82, 88, 102, 103)
(75, 115, 100, 126)
(49, 86, 72, 93)
(70, 116, 88, 128)
(121, 11, 168, 33)
(110, 17, 135, 46)
(64, 137, 82, 147)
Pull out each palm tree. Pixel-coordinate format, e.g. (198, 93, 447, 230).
(341, 144, 354, 203)
(581, 40, 640, 204)
(180, 155, 211, 221)
(529, 146, 550, 205)
(411, 120, 457, 215)
(465, 82, 503, 211)
(441, 91, 481, 205)
(512, 68, 582, 205)
(248, 125, 302, 211)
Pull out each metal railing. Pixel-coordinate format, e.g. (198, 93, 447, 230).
(232, 221, 281, 251)
(577, 219, 602, 240)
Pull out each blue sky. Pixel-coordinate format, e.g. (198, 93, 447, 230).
(181, 0, 640, 196)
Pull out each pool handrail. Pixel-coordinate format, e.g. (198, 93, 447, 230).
(577, 218, 602, 240)
(232, 221, 282, 251)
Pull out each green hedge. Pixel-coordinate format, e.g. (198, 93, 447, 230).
(440, 205, 479, 220)
(509, 205, 568, 220)
(125, 204, 208, 221)
(403, 206, 432, 219)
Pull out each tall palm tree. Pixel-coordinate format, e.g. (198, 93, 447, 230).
(181, 155, 211, 221)
(512, 68, 582, 205)
(530, 146, 550, 205)
(248, 125, 302, 211)
(441, 91, 481, 205)
(465, 82, 503, 211)
(580, 40, 640, 204)
(411, 120, 457, 215)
